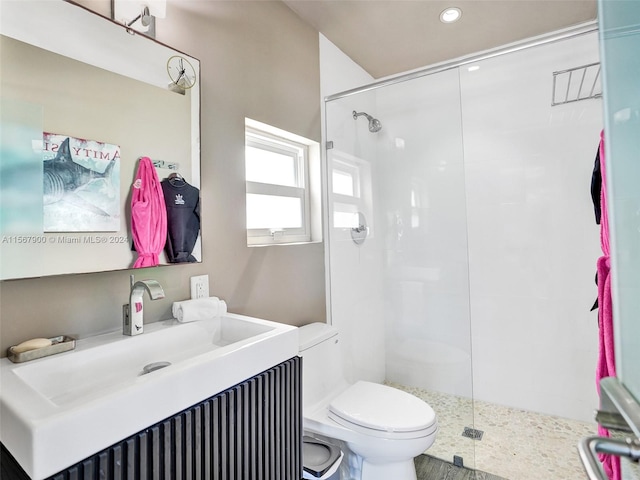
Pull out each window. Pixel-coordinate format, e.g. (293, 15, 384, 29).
(245, 119, 320, 246)
(329, 152, 372, 235)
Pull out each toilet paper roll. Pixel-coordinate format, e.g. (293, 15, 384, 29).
(172, 297, 227, 323)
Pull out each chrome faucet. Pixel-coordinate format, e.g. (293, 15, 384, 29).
(123, 275, 165, 336)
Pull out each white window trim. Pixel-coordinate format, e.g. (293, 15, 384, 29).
(245, 119, 320, 246)
(331, 157, 362, 200)
(328, 150, 374, 240)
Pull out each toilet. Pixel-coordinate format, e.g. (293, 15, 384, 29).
(299, 323, 438, 480)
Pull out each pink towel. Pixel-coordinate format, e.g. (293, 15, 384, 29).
(131, 157, 167, 268)
(595, 131, 620, 480)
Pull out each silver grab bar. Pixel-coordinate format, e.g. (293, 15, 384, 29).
(578, 435, 640, 480)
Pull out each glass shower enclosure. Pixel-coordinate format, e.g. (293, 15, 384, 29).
(323, 24, 603, 478)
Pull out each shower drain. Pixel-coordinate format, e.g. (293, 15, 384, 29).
(462, 427, 484, 440)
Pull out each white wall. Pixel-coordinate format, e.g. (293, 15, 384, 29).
(319, 34, 373, 98)
(320, 35, 389, 384)
(462, 32, 602, 421)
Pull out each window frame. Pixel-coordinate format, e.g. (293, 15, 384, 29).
(245, 126, 311, 245)
(327, 150, 374, 241)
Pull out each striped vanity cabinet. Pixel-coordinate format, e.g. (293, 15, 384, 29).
(1, 357, 302, 480)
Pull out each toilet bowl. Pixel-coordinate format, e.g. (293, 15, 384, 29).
(298, 323, 438, 480)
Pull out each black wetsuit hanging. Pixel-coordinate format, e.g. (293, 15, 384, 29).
(590, 144, 601, 311)
(161, 176, 200, 263)
(591, 147, 602, 225)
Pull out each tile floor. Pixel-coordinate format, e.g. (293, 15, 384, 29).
(415, 454, 507, 480)
(388, 382, 598, 480)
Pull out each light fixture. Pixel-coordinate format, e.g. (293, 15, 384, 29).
(113, 0, 167, 38)
(468, 65, 480, 72)
(440, 7, 462, 23)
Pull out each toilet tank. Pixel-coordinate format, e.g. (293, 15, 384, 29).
(298, 323, 347, 408)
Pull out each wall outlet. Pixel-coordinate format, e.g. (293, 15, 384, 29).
(190, 275, 209, 299)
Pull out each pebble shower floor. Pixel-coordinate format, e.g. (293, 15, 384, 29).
(388, 382, 596, 479)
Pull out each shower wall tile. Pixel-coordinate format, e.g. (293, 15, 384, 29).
(461, 31, 603, 422)
(320, 30, 387, 386)
(325, 91, 387, 386)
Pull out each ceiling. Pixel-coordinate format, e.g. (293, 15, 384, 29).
(282, 0, 598, 78)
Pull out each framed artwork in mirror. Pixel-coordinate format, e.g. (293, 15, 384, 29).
(42, 133, 121, 232)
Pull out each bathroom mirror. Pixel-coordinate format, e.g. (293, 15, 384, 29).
(0, 0, 201, 280)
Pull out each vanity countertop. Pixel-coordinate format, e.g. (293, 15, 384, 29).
(0, 313, 298, 480)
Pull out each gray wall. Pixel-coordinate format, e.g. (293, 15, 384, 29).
(0, 0, 325, 354)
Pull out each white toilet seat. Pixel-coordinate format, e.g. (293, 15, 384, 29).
(328, 381, 437, 440)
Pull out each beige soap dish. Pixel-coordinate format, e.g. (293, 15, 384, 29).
(8, 336, 76, 363)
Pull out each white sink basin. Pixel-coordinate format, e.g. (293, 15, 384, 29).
(12, 315, 274, 407)
(0, 312, 298, 480)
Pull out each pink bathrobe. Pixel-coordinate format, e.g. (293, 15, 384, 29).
(131, 157, 167, 268)
(596, 131, 620, 480)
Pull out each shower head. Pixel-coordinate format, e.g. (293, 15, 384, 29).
(353, 110, 382, 133)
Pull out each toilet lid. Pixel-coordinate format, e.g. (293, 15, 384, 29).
(328, 381, 436, 433)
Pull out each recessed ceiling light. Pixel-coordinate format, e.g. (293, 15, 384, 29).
(440, 7, 462, 23)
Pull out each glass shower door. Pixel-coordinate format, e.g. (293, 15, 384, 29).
(588, 3, 640, 477)
(598, 0, 640, 405)
(325, 67, 475, 469)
